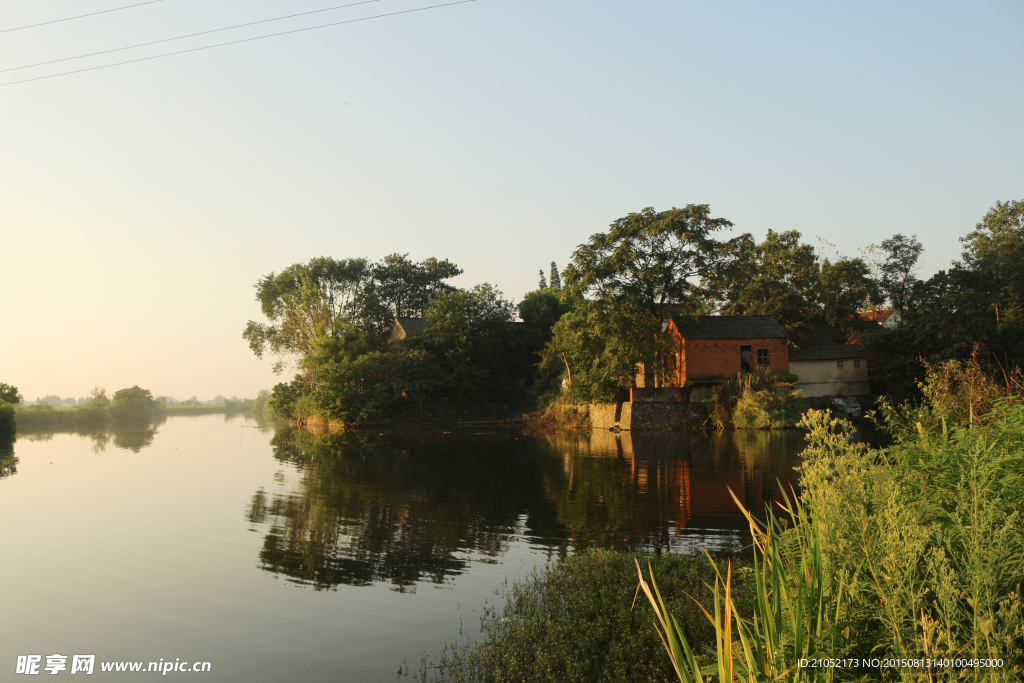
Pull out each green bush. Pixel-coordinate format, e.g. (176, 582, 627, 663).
(638, 408, 1024, 682)
(795, 408, 1023, 673)
(310, 349, 446, 426)
(704, 369, 804, 430)
(418, 549, 753, 683)
(109, 386, 158, 422)
(0, 401, 15, 444)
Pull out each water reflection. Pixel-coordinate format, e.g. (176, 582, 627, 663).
(0, 450, 16, 479)
(15, 417, 166, 453)
(250, 427, 808, 591)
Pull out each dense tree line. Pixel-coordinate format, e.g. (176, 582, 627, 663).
(863, 200, 1024, 400)
(249, 255, 558, 425)
(253, 199, 1023, 420)
(537, 200, 1024, 404)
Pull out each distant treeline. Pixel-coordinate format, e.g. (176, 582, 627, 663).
(7, 385, 257, 431)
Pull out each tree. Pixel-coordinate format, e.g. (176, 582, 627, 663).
(562, 205, 736, 386)
(549, 262, 562, 291)
(418, 284, 526, 395)
(519, 288, 569, 336)
(538, 270, 547, 289)
(243, 257, 368, 372)
(708, 230, 819, 338)
(355, 254, 463, 343)
(539, 304, 640, 403)
(960, 200, 1024, 326)
(0, 383, 22, 405)
(879, 233, 923, 317)
(90, 387, 110, 409)
(564, 205, 735, 323)
(109, 386, 158, 421)
(817, 257, 879, 334)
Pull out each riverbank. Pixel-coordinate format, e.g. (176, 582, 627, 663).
(414, 549, 754, 683)
(14, 402, 252, 429)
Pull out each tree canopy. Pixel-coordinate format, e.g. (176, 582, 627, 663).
(563, 205, 736, 322)
(0, 383, 22, 406)
(243, 254, 462, 374)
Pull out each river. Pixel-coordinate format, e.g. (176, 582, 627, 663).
(1, 413, 834, 681)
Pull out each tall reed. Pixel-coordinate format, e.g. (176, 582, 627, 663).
(638, 406, 1024, 682)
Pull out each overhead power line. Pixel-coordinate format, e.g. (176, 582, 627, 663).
(0, 0, 478, 88)
(3, 0, 386, 74)
(2, 1, 170, 34)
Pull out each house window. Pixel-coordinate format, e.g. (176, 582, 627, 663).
(837, 359, 845, 369)
(757, 348, 769, 366)
(854, 359, 861, 368)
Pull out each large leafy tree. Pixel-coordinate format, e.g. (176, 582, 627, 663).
(960, 200, 1024, 326)
(817, 257, 879, 334)
(709, 230, 819, 337)
(243, 257, 368, 372)
(0, 383, 22, 405)
(561, 205, 736, 387)
(418, 284, 526, 395)
(879, 233, 923, 317)
(563, 205, 735, 322)
(356, 254, 463, 342)
(863, 200, 1024, 400)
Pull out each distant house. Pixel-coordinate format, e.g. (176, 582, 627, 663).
(642, 316, 790, 391)
(788, 322, 870, 397)
(388, 317, 426, 343)
(859, 309, 901, 328)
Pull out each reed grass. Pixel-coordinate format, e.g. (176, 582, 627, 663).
(637, 406, 1024, 682)
(416, 549, 753, 683)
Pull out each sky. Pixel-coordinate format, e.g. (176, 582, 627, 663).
(2, 0, 1022, 401)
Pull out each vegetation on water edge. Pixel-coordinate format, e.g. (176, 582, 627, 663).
(638, 404, 1024, 681)
(414, 549, 753, 683)
(703, 369, 804, 430)
(0, 401, 15, 446)
(12, 386, 257, 430)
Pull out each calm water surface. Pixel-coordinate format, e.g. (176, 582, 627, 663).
(1, 414, 822, 682)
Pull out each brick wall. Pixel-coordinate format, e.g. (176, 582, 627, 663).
(682, 337, 790, 379)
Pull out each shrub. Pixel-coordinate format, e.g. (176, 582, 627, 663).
(109, 386, 158, 422)
(703, 369, 804, 430)
(418, 549, 752, 683)
(797, 408, 1023, 672)
(0, 401, 15, 444)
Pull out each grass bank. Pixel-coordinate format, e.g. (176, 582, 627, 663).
(415, 549, 752, 683)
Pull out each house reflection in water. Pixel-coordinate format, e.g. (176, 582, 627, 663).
(573, 429, 804, 548)
(248, 427, 808, 591)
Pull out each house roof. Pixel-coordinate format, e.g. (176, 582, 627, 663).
(790, 344, 868, 361)
(669, 315, 788, 339)
(389, 317, 426, 342)
(798, 322, 850, 347)
(859, 309, 895, 324)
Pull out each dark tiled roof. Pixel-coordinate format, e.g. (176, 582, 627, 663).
(799, 322, 849, 346)
(394, 317, 426, 336)
(790, 344, 868, 361)
(670, 315, 788, 339)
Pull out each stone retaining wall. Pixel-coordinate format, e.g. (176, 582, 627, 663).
(588, 401, 699, 431)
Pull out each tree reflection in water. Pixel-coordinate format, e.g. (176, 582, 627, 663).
(250, 426, 808, 591)
(15, 417, 166, 454)
(0, 450, 16, 479)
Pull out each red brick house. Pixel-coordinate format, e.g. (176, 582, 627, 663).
(652, 315, 790, 388)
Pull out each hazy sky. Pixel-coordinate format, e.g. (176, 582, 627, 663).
(2, 0, 1022, 401)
